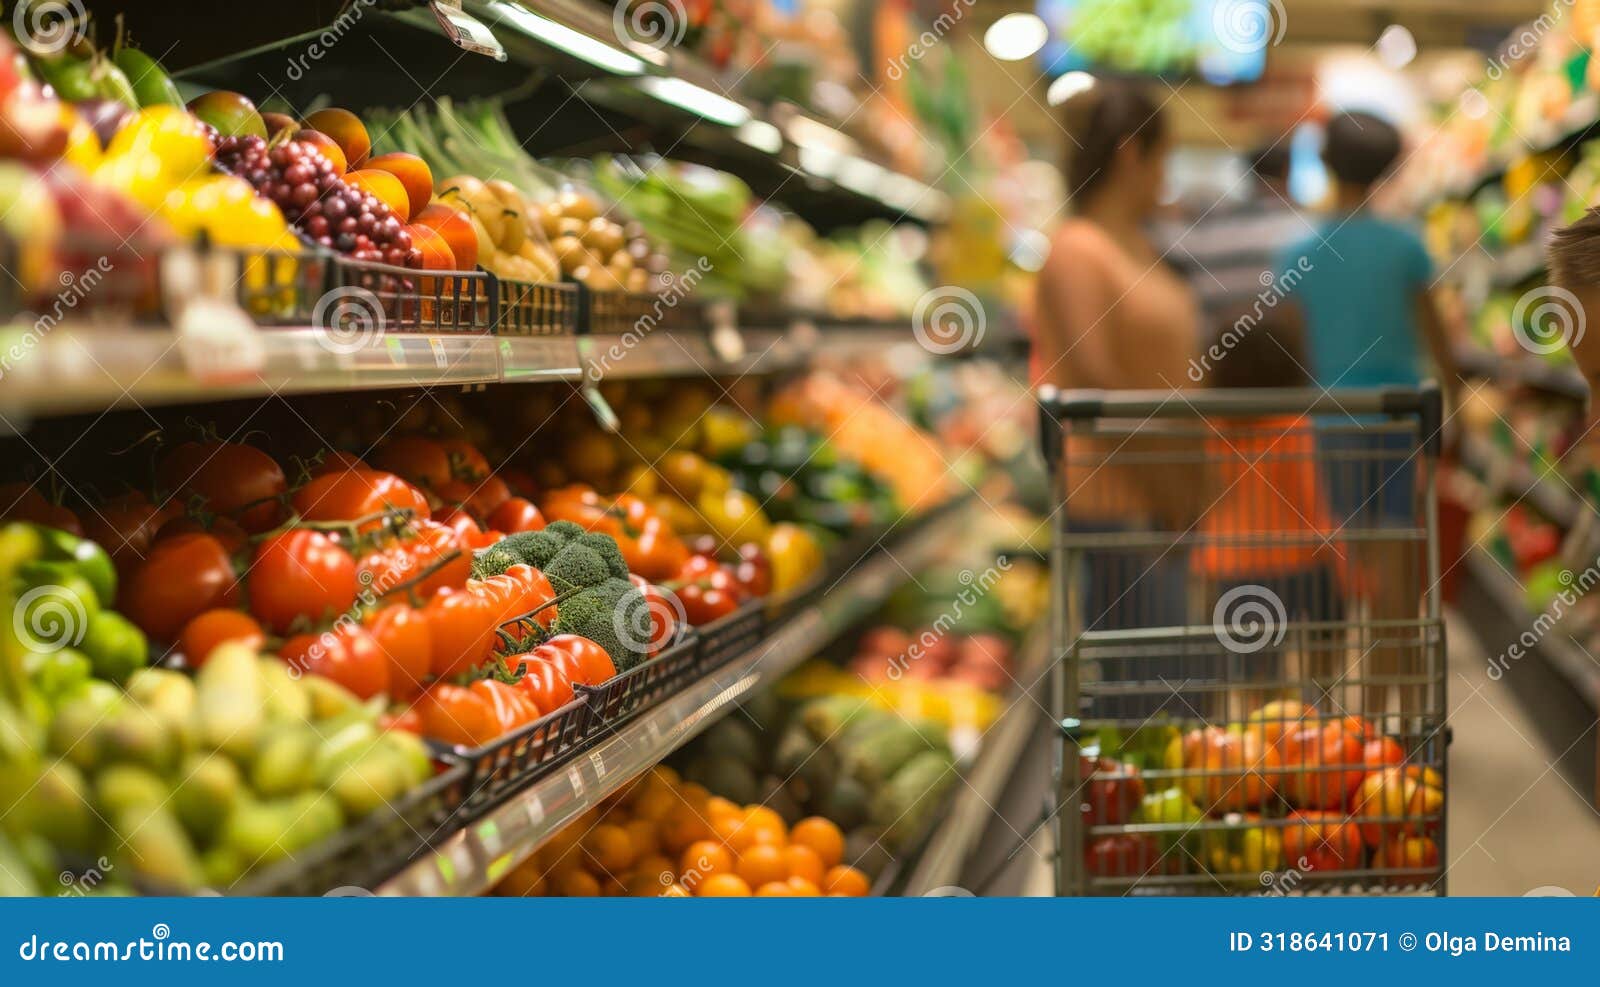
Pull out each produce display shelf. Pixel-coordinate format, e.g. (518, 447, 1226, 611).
(1457, 433, 1581, 530)
(1419, 94, 1600, 210)
(1456, 347, 1587, 403)
(376, 495, 976, 896)
(0, 325, 502, 418)
(897, 623, 1050, 897)
(1465, 547, 1600, 712)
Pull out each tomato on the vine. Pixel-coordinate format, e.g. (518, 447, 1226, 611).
(178, 608, 265, 668)
(371, 436, 452, 489)
(487, 496, 544, 534)
(81, 491, 167, 573)
(465, 475, 511, 519)
(365, 603, 431, 700)
(416, 683, 498, 747)
(470, 678, 538, 734)
(156, 514, 249, 554)
(734, 542, 771, 597)
(279, 624, 385, 700)
(291, 469, 429, 530)
(439, 439, 490, 482)
(511, 655, 573, 712)
(524, 634, 615, 686)
(160, 440, 287, 532)
(432, 507, 481, 542)
(423, 585, 495, 678)
(632, 521, 689, 581)
(503, 563, 557, 628)
(380, 707, 423, 734)
(121, 532, 238, 641)
(249, 528, 359, 634)
(628, 574, 678, 656)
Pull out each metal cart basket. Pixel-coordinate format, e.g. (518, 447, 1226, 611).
(1039, 386, 1447, 896)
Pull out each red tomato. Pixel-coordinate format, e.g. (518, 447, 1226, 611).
(423, 585, 495, 678)
(503, 563, 557, 627)
(416, 683, 498, 747)
(160, 440, 287, 532)
(512, 655, 574, 712)
(465, 475, 511, 519)
(380, 707, 423, 734)
(433, 508, 481, 542)
(248, 529, 359, 634)
(469, 678, 537, 735)
(121, 533, 239, 641)
(365, 603, 432, 700)
(497, 467, 538, 498)
(679, 582, 738, 625)
(81, 492, 165, 573)
(439, 439, 490, 482)
(178, 609, 265, 668)
(280, 625, 387, 700)
(1363, 737, 1405, 771)
(370, 436, 452, 489)
(535, 634, 616, 685)
(1282, 810, 1365, 872)
(623, 574, 678, 656)
(733, 543, 770, 598)
(1279, 723, 1365, 810)
(155, 514, 248, 554)
(292, 469, 430, 529)
(1, 497, 83, 536)
(487, 496, 545, 534)
(1083, 834, 1160, 878)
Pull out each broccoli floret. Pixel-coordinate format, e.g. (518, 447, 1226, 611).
(470, 543, 522, 580)
(543, 541, 610, 594)
(552, 577, 649, 671)
(577, 531, 629, 580)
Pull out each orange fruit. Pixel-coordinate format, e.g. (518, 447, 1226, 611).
(790, 817, 845, 868)
(630, 853, 674, 886)
(712, 812, 754, 852)
(679, 839, 734, 881)
(737, 844, 789, 888)
(824, 865, 870, 897)
(678, 782, 711, 807)
(706, 795, 741, 820)
(747, 825, 786, 849)
(783, 844, 826, 886)
(494, 856, 547, 896)
(743, 805, 785, 832)
(659, 882, 692, 897)
(623, 819, 660, 858)
(581, 824, 635, 876)
(599, 877, 626, 897)
(346, 168, 411, 222)
(633, 786, 676, 823)
(787, 876, 822, 896)
(622, 872, 667, 897)
(556, 869, 600, 897)
(648, 765, 680, 789)
(659, 806, 713, 854)
(755, 881, 796, 896)
(697, 873, 752, 897)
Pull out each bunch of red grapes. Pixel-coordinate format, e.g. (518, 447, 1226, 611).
(216, 135, 421, 268)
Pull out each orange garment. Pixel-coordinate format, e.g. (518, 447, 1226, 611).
(1193, 415, 1341, 579)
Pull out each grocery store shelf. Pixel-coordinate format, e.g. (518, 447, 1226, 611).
(0, 325, 502, 418)
(1421, 94, 1600, 209)
(1457, 432, 1580, 529)
(1465, 546, 1600, 712)
(1457, 347, 1587, 403)
(899, 624, 1049, 897)
(377, 496, 977, 896)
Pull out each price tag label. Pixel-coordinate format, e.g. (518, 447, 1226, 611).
(588, 750, 607, 781)
(429, 337, 449, 369)
(566, 763, 585, 797)
(180, 323, 266, 384)
(523, 792, 545, 828)
(430, 1, 507, 60)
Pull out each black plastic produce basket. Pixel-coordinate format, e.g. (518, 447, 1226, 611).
(575, 282, 698, 334)
(695, 598, 766, 672)
(575, 633, 701, 733)
(432, 697, 589, 821)
(490, 275, 579, 336)
(324, 253, 494, 333)
(229, 763, 471, 896)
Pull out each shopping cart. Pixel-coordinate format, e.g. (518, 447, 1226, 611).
(1038, 386, 1447, 896)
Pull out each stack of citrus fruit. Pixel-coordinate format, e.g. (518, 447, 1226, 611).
(491, 766, 872, 897)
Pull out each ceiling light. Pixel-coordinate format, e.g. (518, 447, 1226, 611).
(1046, 71, 1096, 106)
(491, 1, 646, 75)
(636, 77, 751, 127)
(984, 13, 1048, 62)
(1376, 24, 1416, 69)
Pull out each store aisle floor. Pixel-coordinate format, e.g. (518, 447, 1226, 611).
(1444, 608, 1600, 896)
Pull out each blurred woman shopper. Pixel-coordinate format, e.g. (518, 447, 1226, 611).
(1033, 79, 1202, 637)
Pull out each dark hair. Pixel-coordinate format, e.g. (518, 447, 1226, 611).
(1205, 305, 1312, 389)
(1248, 142, 1291, 185)
(1322, 111, 1402, 188)
(1059, 79, 1166, 201)
(1550, 207, 1600, 286)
